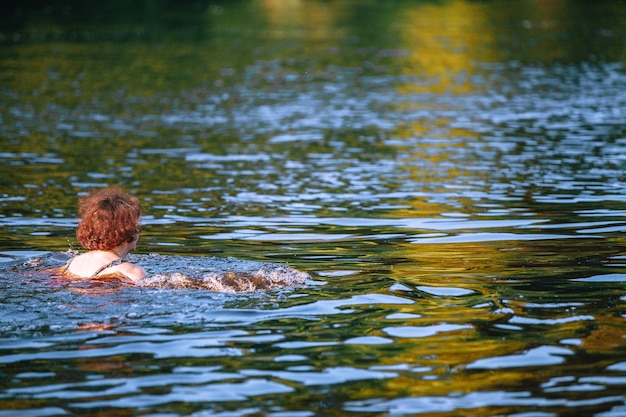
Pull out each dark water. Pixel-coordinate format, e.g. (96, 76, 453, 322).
(2, 0, 626, 415)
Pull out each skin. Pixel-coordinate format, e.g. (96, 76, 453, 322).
(64, 227, 146, 282)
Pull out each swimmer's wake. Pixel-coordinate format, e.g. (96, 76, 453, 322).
(139, 253, 309, 292)
(8, 252, 310, 293)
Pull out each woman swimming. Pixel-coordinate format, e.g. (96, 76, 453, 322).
(62, 185, 146, 282)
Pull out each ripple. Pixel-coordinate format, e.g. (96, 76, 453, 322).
(242, 366, 397, 386)
(571, 274, 626, 282)
(383, 323, 473, 339)
(70, 379, 293, 408)
(409, 232, 598, 244)
(345, 391, 561, 414)
(415, 286, 475, 297)
(508, 315, 595, 325)
(0, 339, 245, 364)
(466, 346, 574, 370)
(0, 407, 68, 417)
(344, 336, 394, 345)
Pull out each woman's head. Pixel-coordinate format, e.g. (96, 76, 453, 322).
(76, 185, 141, 251)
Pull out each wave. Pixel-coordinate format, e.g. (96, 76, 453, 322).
(3, 252, 309, 293)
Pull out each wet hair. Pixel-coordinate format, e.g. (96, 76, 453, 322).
(76, 185, 141, 250)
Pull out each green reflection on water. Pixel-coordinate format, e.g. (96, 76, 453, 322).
(1, 1, 626, 414)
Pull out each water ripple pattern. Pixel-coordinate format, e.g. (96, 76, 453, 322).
(1, 1, 626, 416)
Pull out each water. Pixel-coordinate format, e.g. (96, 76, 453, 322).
(1, 0, 626, 415)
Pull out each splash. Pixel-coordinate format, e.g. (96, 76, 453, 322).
(137, 253, 309, 292)
(3, 252, 309, 293)
(140, 267, 309, 292)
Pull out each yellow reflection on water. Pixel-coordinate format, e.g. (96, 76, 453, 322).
(261, 0, 339, 39)
(394, 0, 499, 95)
(381, 1, 500, 217)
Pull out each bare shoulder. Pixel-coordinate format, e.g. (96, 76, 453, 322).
(64, 252, 98, 277)
(118, 262, 147, 282)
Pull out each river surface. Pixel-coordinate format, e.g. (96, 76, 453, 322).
(1, 1, 626, 416)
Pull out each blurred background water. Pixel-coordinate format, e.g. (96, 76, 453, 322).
(1, 0, 626, 415)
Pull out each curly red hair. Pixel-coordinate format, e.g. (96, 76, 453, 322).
(76, 185, 141, 250)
